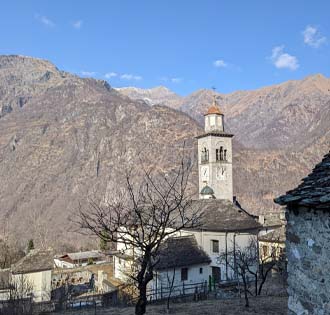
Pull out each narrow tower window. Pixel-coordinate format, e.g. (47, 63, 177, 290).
(201, 148, 209, 162)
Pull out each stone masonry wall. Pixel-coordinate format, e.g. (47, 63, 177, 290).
(286, 207, 330, 315)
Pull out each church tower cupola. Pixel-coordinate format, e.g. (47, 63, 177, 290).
(196, 93, 234, 201)
(204, 95, 224, 133)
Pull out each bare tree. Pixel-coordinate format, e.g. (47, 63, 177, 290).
(77, 154, 202, 315)
(27, 209, 49, 249)
(220, 237, 282, 307)
(0, 238, 25, 270)
(166, 267, 176, 313)
(0, 275, 34, 315)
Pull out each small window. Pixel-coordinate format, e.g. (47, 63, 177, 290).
(262, 245, 268, 258)
(199, 267, 203, 274)
(181, 268, 188, 281)
(212, 240, 219, 253)
(201, 148, 209, 163)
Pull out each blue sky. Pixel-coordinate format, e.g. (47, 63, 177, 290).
(0, 0, 329, 95)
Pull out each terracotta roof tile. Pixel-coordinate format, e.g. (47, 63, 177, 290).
(204, 105, 223, 116)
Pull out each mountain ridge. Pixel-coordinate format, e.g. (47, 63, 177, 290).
(0, 55, 329, 249)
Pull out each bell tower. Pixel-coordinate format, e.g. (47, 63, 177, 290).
(197, 95, 233, 201)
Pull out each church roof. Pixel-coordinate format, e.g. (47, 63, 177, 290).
(200, 185, 214, 195)
(186, 199, 260, 232)
(205, 105, 223, 116)
(275, 151, 330, 210)
(155, 236, 211, 270)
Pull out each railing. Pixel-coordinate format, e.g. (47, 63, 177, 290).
(146, 281, 208, 302)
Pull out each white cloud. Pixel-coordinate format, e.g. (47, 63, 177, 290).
(35, 14, 55, 27)
(72, 20, 83, 30)
(120, 74, 142, 81)
(171, 77, 182, 83)
(213, 59, 227, 68)
(302, 25, 326, 48)
(270, 46, 299, 71)
(105, 72, 118, 79)
(161, 76, 183, 83)
(81, 71, 96, 76)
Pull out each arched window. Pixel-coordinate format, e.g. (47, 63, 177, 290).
(201, 147, 209, 162)
(216, 146, 226, 161)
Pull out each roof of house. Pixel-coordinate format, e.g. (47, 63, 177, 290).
(260, 212, 286, 228)
(259, 226, 286, 243)
(186, 199, 260, 232)
(275, 151, 330, 210)
(58, 250, 104, 262)
(11, 249, 54, 274)
(155, 236, 211, 270)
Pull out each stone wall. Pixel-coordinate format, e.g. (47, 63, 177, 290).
(286, 207, 330, 315)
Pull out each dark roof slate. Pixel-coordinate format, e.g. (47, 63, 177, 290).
(187, 199, 260, 232)
(155, 236, 210, 270)
(275, 151, 330, 209)
(11, 249, 54, 274)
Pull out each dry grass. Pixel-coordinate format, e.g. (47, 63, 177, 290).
(101, 295, 287, 315)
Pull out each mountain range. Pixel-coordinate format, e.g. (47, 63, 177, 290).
(0, 55, 329, 249)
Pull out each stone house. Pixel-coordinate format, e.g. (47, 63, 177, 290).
(275, 151, 330, 315)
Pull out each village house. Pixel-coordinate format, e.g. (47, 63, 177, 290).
(151, 235, 211, 298)
(114, 97, 261, 286)
(275, 151, 330, 315)
(258, 225, 286, 263)
(10, 249, 53, 302)
(54, 250, 107, 268)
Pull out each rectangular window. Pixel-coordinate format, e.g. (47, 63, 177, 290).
(199, 267, 203, 274)
(212, 240, 219, 253)
(262, 245, 268, 258)
(181, 268, 188, 281)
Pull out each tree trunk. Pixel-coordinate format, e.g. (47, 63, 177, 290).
(242, 274, 249, 307)
(135, 283, 147, 315)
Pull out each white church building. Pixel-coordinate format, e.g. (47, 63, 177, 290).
(114, 96, 260, 291)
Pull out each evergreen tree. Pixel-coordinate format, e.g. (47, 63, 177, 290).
(27, 239, 34, 252)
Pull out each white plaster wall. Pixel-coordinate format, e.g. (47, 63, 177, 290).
(198, 135, 233, 200)
(205, 114, 224, 132)
(179, 230, 257, 281)
(12, 270, 51, 302)
(150, 263, 210, 298)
